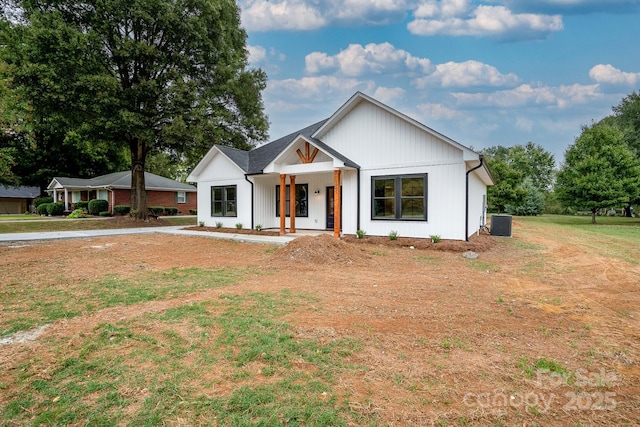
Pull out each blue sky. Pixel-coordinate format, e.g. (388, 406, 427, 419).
(240, 0, 640, 162)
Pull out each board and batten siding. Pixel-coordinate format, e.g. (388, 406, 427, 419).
(467, 172, 488, 239)
(194, 152, 252, 229)
(320, 100, 462, 168)
(320, 98, 469, 239)
(358, 163, 467, 240)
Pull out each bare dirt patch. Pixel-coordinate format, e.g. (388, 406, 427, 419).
(1, 222, 639, 426)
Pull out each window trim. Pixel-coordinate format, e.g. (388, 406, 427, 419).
(371, 174, 428, 221)
(211, 185, 237, 217)
(275, 183, 309, 218)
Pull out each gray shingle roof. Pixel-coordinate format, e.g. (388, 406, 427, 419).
(211, 119, 359, 174)
(0, 186, 41, 198)
(52, 171, 195, 191)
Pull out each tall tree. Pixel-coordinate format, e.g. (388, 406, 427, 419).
(2, 0, 268, 218)
(612, 91, 640, 158)
(482, 143, 555, 215)
(555, 122, 640, 224)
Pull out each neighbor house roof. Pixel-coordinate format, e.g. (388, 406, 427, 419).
(47, 171, 196, 192)
(0, 186, 41, 198)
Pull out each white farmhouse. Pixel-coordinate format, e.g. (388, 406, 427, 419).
(187, 92, 493, 241)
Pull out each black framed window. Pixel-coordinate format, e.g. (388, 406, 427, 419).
(276, 184, 308, 217)
(372, 174, 427, 220)
(211, 185, 237, 217)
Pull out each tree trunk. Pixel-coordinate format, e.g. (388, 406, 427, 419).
(130, 138, 148, 220)
(624, 205, 632, 217)
(591, 208, 597, 224)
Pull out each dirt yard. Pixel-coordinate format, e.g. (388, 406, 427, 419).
(1, 219, 639, 426)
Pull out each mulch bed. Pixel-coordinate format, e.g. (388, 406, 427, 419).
(185, 225, 494, 253)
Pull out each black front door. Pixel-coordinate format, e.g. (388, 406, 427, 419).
(326, 186, 334, 230)
(326, 186, 342, 230)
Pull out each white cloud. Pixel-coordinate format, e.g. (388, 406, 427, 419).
(373, 87, 406, 104)
(247, 45, 267, 64)
(408, 3, 563, 39)
(238, 0, 408, 32)
(414, 60, 520, 88)
(589, 64, 640, 86)
(267, 76, 375, 99)
(305, 43, 432, 77)
(239, 0, 327, 31)
(417, 102, 464, 120)
(451, 83, 600, 108)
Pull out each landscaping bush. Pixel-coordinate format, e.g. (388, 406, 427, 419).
(33, 196, 53, 208)
(67, 209, 90, 219)
(99, 211, 112, 217)
(36, 203, 51, 215)
(113, 205, 131, 215)
(149, 206, 165, 216)
(46, 202, 65, 216)
(164, 207, 179, 216)
(74, 201, 89, 210)
(88, 199, 109, 215)
(189, 209, 197, 215)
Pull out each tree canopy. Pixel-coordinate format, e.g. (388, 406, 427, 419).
(555, 122, 640, 223)
(1, 0, 268, 215)
(481, 142, 555, 215)
(612, 91, 640, 158)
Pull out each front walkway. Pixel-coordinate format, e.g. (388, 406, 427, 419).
(0, 226, 300, 245)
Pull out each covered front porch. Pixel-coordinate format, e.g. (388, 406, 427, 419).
(251, 138, 360, 238)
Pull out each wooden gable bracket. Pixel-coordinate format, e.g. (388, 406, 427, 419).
(296, 142, 319, 164)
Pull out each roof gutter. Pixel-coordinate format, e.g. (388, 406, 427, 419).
(465, 155, 484, 242)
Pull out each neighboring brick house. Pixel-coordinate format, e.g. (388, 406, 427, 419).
(47, 171, 197, 214)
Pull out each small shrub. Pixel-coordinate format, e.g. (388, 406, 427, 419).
(47, 202, 65, 216)
(36, 203, 50, 216)
(149, 206, 165, 216)
(164, 207, 179, 216)
(255, 224, 263, 231)
(129, 209, 139, 218)
(235, 223, 243, 229)
(198, 221, 205, 227)
(430, 234, 441, 243)
(113, 205, 131, 215)
(356, 229, 366, 239)
(389, 230, 399, 241)
(215, 221, 223, 228)
(67, 209, 90, 219)
(99, 211, 112, 217)
(189, 209, 197, 215)
(33, 196, 53, 208)
(88, 199, 109, 215)
(74, 201, 89, 211)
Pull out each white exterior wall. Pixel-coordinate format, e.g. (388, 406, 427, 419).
(194, 153, 252, 229)
(321, 101, 469, 239)
(467, 172, 488, 239)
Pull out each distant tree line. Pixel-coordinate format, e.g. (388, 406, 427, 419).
(482, 91, 640, 223)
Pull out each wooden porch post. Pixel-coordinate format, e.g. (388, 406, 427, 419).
(279, 174, 286, 235)
(333, 170, 341, 238)
(289, 175, 296, 234)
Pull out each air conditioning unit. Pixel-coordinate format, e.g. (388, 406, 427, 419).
(490, 214, 512, 237)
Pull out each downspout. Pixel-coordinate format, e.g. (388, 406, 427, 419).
(356, 168, 361, 232)
(465, 155, 484, 242)
(244, 174, 254, 230)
